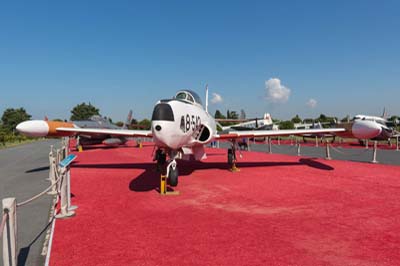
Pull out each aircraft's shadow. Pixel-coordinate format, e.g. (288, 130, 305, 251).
(72, 158, 333, 192)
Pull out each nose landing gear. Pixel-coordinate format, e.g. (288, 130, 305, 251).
(155, 148, 180, 195)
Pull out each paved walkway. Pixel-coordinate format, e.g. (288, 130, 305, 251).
(0, 139, 59, 266)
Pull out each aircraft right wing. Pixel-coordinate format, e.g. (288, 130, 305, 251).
(56, 127, 152, 138)
(215, 128, 346, 140)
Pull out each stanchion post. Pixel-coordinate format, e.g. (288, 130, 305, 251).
(325, 141, 332, 160)
(365, 139, 369, 149)
(55, 167, 75, 219)
(371, 141, 378, 164)
(268, 137, 272, 154)
(297, 143, 301, 156)
(278, 137, 280, 145)
(55, 149, 62, 193)
(47, 147, 57, 195)
(396, 136, 399, 151)
(315, 136, 318, 147)
(66, 169, 78, 212)
(56, 154, 77, 219)
(2, 198, 17, 266)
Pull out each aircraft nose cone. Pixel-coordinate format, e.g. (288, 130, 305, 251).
(16, 120, 49, 137)
(352, 120, 382, 139)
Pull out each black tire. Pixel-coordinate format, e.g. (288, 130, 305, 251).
(227, 148, 234, 166)
(168, 167, 179, 187)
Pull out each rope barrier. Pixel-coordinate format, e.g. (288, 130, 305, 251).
(330, 146, 370, 156)
(0, 212, 8, 239)
(271, 143, 298, 150)
(16, 164, 62, 208)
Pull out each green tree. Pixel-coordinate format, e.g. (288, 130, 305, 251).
(214, 110, 226, 119)
(70, 102, 100, 121)
(0, 125, 7, 145)
(341, 115, 350, 123)
(279, 120, 295, 129)
(227, 110, 238, 119)
(115, 121, 124, 127)
(138, 119, 151, 130)
(291, 114, 302, 124)
(1, 108, 31, 133)
(388, 115, 399, 122)
(316, 114, 327, 122)
(303, 118, 314, 124)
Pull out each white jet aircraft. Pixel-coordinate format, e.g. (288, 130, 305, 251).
(218, 113, 279, 131)
(19, 89, 381, 187)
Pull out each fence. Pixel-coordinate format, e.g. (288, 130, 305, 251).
(265, 136, 385, 164)
(1, 137, 76, 266)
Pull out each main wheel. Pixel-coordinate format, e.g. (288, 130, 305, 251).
(168, 167, 179, 187)
(227, 148, 234, 166)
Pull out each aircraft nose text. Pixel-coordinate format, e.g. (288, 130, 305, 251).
(16, 120, 49, 137)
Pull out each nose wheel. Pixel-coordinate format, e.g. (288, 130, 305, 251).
(167, 160, 179, 187)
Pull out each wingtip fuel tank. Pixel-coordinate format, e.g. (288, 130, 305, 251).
(16, 120, 75, 137)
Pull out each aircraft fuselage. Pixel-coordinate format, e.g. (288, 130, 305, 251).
(151, 99, 216, 150)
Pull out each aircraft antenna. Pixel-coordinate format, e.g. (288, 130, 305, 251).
(205, 84, 209, 113)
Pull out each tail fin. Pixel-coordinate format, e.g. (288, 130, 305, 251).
(382, 107, 388, 119)
(123, 110, 133, 129)
(263, 113, 273, 125)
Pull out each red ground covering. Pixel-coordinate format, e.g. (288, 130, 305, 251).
(51, 141, 400, 266)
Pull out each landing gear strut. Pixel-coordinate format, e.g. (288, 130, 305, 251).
(159, 154, 180, 195)
(228, 140, 240, 172)
(154, 149, 166, 171)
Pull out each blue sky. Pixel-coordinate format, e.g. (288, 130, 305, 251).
(1, 1, 399, 121)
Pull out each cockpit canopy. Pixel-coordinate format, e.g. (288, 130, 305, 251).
(174, 90, 203, 106)
(353, 115, 388, 126)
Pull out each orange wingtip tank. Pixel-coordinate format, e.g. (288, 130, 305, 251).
(16, 120, 76, 137)
(47, 121, 75, 137)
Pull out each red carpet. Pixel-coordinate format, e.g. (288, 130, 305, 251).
(50, 141, 400, 265)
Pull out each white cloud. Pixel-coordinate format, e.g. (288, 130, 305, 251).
(211, 93, 223, 104)
(306, 98, 317, 108)
(265, 78, 291, 103)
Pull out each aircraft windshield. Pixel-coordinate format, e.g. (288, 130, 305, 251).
(176, 92, 187, 100)
(174, 90, 203, 106)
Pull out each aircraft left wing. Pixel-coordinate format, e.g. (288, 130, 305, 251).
(56, 127, 153, 138)
(215, 128, 345, 140)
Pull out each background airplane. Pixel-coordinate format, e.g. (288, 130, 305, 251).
(335, 113, 398, 144)
(18, 110, 134, 148)
(17, 89, 356, 187)
(73, 110, 133, 147)
(218, 113, 279, 131)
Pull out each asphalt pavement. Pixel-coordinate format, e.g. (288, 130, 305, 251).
(218, 141, 400, 166)
(0, 139, 59, 266)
